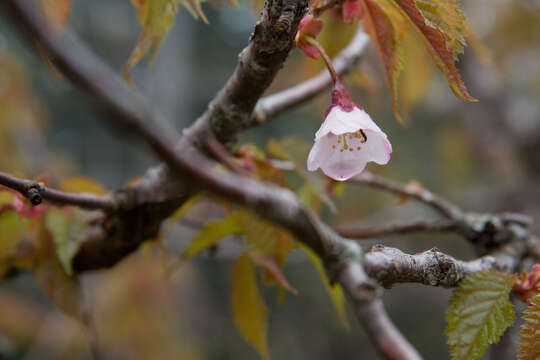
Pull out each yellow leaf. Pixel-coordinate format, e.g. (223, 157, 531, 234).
(231, 253, 270, 360)
(299, 243, 349, 329)
(362, 0, 408, 123)
(398, 28, 433, 118)
(163, 192, 205, 236)
(60, 176, 107, 195)
(45, 208, 89, 275)
(182, 213, 242, 260)
(393, 0, 476, 102)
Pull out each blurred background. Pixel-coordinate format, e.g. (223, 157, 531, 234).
(0, 0, 539, 358)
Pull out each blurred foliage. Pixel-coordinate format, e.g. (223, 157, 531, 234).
(0, 0, 539, 359)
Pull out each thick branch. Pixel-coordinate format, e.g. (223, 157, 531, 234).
(363, 243, 523, 288)
(0, 172, 116, 211)
(253, 27, 369, 123)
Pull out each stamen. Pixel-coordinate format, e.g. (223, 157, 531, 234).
(360, 130, 367, 143)
(343, 135, 349, 150)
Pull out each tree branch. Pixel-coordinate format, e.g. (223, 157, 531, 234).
(338, 219, 459, 239)
(363, 245, 510, 288)
(0, 172, 117, 211)
(350, 299, 422, 360)
(4, 4, 423, 357)
(352, 172, 462, 220)
(252, 27, 369, 123)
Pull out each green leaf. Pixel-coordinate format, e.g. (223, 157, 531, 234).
(45, 208, 88, 276)
(445, 270, 516, 360)
(299, 243, 349, 329)
(182, 213, 242, 260)
(231, 253, 270, 360)
(519, 294, 540, 360)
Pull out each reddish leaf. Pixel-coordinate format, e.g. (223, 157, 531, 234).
(362, 0, 408, 122)
(249, 251, 298, 295)
(393, 0, 476, 101)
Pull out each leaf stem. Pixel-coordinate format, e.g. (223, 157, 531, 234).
(305, 37, 339, 85)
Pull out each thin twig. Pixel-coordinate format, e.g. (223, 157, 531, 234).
(0, 172, 116, 211)
(204, 137, 251, 176)
(338, 219, 459, 239)
(253, 27, 369, 123)
(352, 172, 463, 220)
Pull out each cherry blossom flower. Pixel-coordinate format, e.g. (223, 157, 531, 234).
(342, 0, 364, 24)
(307, 82, 392, 181)
(295, 15, 324, 59)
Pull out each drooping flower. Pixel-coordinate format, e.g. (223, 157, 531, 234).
(342, 0, 364, 24)
(295, 15, 324, 59)
(307, 82, 392, 181)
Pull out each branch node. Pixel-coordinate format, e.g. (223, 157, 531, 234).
(24, 182, 44, 205)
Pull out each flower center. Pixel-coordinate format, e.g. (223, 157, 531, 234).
(331, 130, 367, 152)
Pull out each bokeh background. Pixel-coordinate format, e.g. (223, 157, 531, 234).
(0, 0, 539, 358)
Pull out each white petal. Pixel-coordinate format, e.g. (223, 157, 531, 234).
(307, 135, 333, 171)
(310, 131, 392, 181)
(315, 106, 381, 139)
(361, 130, 392, 165)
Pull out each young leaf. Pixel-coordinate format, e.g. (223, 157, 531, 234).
(362, 0, 408, 123)
(231, 253, 270, 360)
(249, 251, 298, 295)
(519, 293, 540, 360)
(393, 0, 476, 101)
(182, 213, 243, 260)
(446, 270, 517, 360)
(300, 243, 349, 329)
(163, 192, 205, 236)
